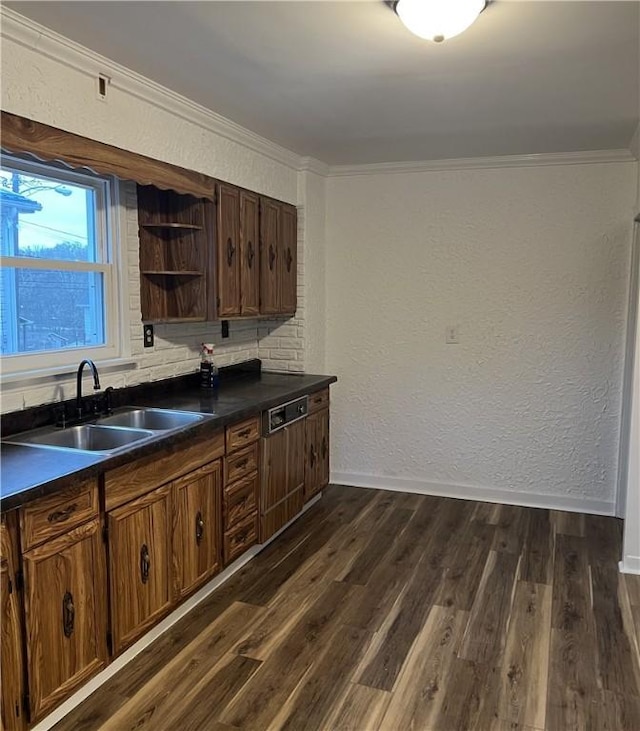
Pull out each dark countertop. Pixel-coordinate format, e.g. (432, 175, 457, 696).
(1, 370, 336, 513)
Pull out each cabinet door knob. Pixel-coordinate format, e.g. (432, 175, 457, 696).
(63, 591, 75, 638)
(269, 244, 276, 271)
(195, 511, 205, 545)
(226, 237, 237, 267)
(140, 544, 150, 584)
(247, 240, 255, 269)
(309, 444, 316, 468)
(322, 436, 328, 460)
(285, 247, 293, 273)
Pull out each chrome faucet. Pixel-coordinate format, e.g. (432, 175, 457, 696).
(76, 359, 101, 417)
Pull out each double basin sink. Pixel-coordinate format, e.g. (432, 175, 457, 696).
(5, 408, 209, 454)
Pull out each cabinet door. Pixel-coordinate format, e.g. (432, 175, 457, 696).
(259, 197, 280, 315)
(173, 461, 221, 600)
(304, 408, 330, 501)
(1, 513, 26, 731)
(317, 408, 330, 493)
(279, 203, 297, 314)
(108, 485, 172, 655)
(217, 183, 241, 317)
(304, 412, 320, 501)
(23, 519, 107, 722)
(239, 190, 260, 316)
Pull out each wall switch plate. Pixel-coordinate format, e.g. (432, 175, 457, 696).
(446, 325, 459, 344)
(143, 324, 154, 347)
(221, 320, 230, 338)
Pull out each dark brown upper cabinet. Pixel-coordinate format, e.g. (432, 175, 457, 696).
(216, 185, 260, 318)
(137, 185, 214, 323)
(259, 197, 297, 317)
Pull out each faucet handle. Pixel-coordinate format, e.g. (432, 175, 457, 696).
(54, 404, 67, 428)
(103, 386, 114, 415)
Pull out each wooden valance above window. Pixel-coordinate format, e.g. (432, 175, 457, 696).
(1, 111, 215, 200)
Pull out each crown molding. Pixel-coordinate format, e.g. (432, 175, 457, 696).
(0, 7, 303, 172)
(298, 157, 330, 176)
(2, 8, 636, 181)
(328, 149, 637, 177)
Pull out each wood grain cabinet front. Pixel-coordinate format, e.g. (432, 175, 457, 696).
(216, 184, 260, 318)
(260, 418, 306, 542)
(22, 519, 107, 722)
(1, 512, 26, 731)
(304, 406, 330, 502)
(172, 461, 222, 600)
(107, 485, 172, 655)
(223, 416, 260, 565)
(259, 197, 297, 316)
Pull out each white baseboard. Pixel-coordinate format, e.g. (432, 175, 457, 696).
(619, 557, 640, 575)
(330, 471, 615, 516)
(32, 492, 322, 731)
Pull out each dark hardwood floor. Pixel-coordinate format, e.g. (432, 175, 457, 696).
(53, 486, 640, 731)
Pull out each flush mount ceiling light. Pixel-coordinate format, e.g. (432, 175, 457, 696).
(392, 0, 487, 43)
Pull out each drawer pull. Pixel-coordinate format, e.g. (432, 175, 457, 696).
(235, 457, 249, 469)
(62, 591, 75, 638)
(235, 529, 250, 543)
(237, 428, 251, 438)
(48, 503, 77, 524)
(313, 396, 322, 404)
(195, 511, 205, 545)
(140, 544, 150, 584)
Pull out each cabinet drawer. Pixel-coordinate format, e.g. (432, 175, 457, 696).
(308, 388, 329, 415)
(224, 473, 258, 530)
(226, 415, 260, 452)
(223, 512, 258, 565)
(225, 442, 259, 484)
(20, 480, 98, 551)
(105, 431, 224, 511)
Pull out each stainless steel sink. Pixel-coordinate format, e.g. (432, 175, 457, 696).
(6, 424, 154, 452)
(97, 408, 207, 431)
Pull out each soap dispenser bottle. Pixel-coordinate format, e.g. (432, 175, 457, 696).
(200, 343, 219, 389)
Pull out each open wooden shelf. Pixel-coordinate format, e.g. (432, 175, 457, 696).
(141, 270, 203, 277)
(141, 223, 203, 231)
(137, 184, 213, 322)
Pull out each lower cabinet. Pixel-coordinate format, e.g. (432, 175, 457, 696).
(1, 512, 26, 731)
(22, 519, 107, 722)
(304, 407, 330, 501)
(108, 485, 172, 655)
(173, 461, 222, 599)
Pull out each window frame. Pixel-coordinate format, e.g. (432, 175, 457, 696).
(0, 154, 127, 378)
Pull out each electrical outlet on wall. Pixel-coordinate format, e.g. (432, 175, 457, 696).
(445, 325, 459, 344)
(143, 324, 154, 347)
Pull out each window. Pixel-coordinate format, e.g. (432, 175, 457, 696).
(0, 156, 123, 376)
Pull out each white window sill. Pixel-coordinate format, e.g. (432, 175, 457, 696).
(1, 358, 138, 388)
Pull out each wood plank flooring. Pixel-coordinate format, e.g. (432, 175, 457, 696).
(53, 486, 640, 731)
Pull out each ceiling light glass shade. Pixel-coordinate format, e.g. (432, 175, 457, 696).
(395, 0, 486, 42)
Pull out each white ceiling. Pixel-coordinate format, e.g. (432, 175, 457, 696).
(7, 1, 640, 165)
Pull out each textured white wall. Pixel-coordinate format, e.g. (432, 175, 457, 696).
(326, 162, 637, 511)
(299, 170, 327, 373)
(0, 16, 306, 413)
